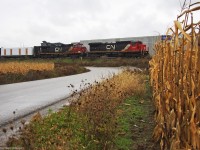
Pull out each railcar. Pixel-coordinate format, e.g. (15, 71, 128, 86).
(34, 41, 87, 57)
(88, 41, 148, 57)
(34, 41, 73, 57)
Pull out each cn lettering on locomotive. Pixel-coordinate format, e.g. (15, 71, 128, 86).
(106, 44, 115, 50)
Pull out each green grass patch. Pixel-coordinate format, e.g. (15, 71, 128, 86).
(114, 96, 145, 149)
(7, 107, 87, 149)
(114, 77, 158, 150)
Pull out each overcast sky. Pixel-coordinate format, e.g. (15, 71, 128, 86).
(0, 0, 199, 47)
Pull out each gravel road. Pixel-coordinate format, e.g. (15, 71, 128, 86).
(0, 67, 123, 146)
(0, 67, 122, 127)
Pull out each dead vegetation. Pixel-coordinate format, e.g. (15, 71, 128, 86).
(149, 2, 200, 149)
(0, 62, 54, 74)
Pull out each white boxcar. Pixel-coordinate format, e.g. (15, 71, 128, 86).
(0, 47, 34, 57)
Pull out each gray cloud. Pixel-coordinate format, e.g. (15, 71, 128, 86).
(0, 0, 199, 47)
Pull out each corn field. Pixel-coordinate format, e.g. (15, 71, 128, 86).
(0, 62, 54, 74)
(149, 2, 200, 150)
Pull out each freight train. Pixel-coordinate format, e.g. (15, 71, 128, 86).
(0, 40, 148, 58)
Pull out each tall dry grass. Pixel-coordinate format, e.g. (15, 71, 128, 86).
(149, 2, 200, 150)
(72, 70, 146, 149)
(0, 62, 54, 74)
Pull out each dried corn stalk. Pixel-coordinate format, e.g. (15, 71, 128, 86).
(149, 2, 200, 150)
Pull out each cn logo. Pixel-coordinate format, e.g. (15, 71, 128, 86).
(106, 45, 115, 50)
